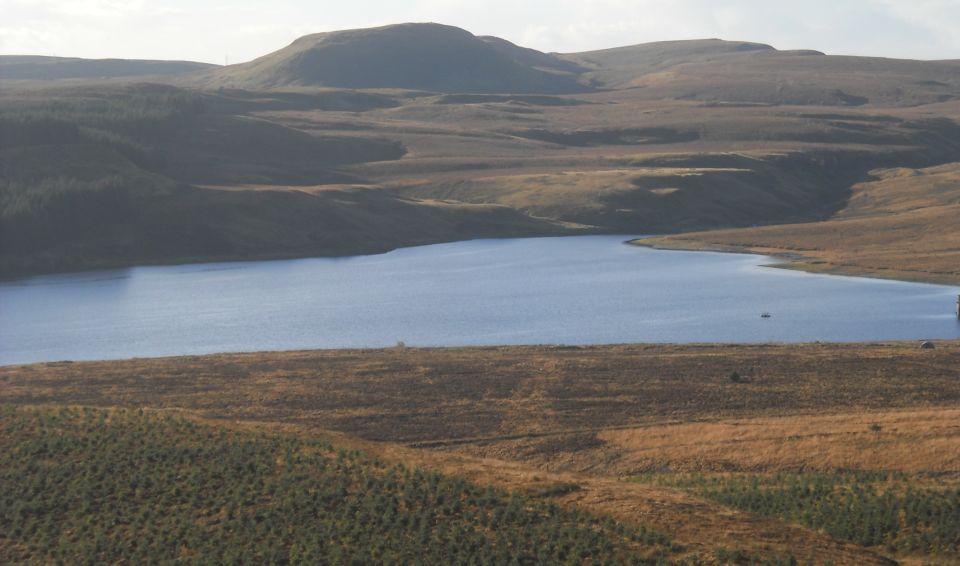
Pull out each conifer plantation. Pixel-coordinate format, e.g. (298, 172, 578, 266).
(0, 407, 679, 565)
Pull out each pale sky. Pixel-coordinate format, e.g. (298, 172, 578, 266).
(2, 0, 959, 64)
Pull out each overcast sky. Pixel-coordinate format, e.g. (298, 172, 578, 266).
(2, 0, 959, 64)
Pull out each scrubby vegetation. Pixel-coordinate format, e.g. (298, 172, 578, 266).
(0, 84, 205, 172)
(7, 341, 960, 566)
(0, 84, 569, 278)
(0, 406, 679, 564)
(0, 85, 205, 138)
(635, 472, 960, 557)
(0, 86, 200, 261)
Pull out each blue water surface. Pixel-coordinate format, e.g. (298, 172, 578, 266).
(1, 235, 958, 365)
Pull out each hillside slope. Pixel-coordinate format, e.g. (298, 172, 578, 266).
(5, 342, 958, 563)
(196, 29, 960, 104)
(0, 406, 679, 565)
(0, 55, 214, 82)
(4, 24, 960, 279)
(636, 163, 960, 283)
(564, 39, 960, 105)
(0, 83, 574, 278)
(563, 38, 782, 82)
(200, 23, 587, 93)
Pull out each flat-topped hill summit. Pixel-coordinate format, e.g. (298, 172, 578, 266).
(200, 22, 587, 93)
(189, 23, 960, 103)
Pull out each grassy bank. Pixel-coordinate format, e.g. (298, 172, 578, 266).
(630, 163, 960, 286)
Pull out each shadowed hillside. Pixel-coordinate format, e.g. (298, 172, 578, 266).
(636, 162, 960, 283)
(479, 35, 586, 75)
(0, 83, 573, 277)
(200, 23, 587, 93)
(3, 24, 960, 279)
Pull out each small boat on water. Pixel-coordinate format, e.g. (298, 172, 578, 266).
(761, 312, 772, 318)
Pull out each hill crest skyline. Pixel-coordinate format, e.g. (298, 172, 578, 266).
(2, 21, 958, 68)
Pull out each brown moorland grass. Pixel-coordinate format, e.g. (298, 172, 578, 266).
(3, 342, 959, 443)
(604, 407, 960, 474)
(4, 342, 959, 563)
(4, 404, 895, 565)
(5, 30, 960, 279)
(6, 73, 960, 279)
(455, 407, 960, 476)
(636, 163, 960, 284)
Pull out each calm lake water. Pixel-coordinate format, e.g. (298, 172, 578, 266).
(1, 235, 958, 365)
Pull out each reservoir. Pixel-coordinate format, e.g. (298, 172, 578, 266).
(1, 235, 958, 365)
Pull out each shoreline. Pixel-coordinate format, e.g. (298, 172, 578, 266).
(6, 229, 958, 288)
(5, 338, 960, 369)
(0, 230, 598, 284)
(629, 236, 960, 287)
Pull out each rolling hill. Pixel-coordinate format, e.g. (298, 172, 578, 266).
(562, 39, 960, 105)
(563, 38, 785, 82)
(2, 23, 960, 279)
(190, 26, 960, 104)
(198, 23, 587, 93)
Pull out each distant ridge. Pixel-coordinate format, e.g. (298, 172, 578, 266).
(198, 23, 588, 93)
(559, 37, 959, 104)
(6, 24, 959, 105)
(560, 38, 822, 90)
(0, 55, 214, 81)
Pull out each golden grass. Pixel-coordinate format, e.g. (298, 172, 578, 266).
(5, 342, 958, 564)
(599, 408, 960, 473)
(4, 342, 959, 443)
(15, 341, 960, 564)
(125, 410, 896, 565)
(639, 163, 960, 284)
(403, 168, 747, 213)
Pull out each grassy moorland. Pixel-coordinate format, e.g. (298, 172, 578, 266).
(634, 161, 960, 284)
(3, 341, 959, 564)
(4, 21, 960, 566)
(0, 84, 574, 278)
(3, 23, 960, 279)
